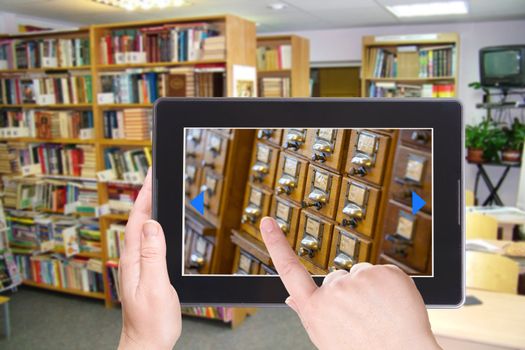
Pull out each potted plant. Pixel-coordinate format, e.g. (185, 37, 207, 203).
(502, 118, 525, 163)
(466, 118, 506, 163)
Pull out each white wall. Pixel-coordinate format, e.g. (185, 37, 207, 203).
(0, 12, 79, 34)
(272, 19, 525, 206)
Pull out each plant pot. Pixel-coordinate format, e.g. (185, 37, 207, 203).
(501, 149, 522, 164)
(467, 148, 485, 163)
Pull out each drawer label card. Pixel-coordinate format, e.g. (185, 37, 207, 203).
(396, 211, 415, 240)
(348, 183, 367, 206)
(256, 144, 271, 163)
(196, 237, 207, 255)
(313, 171, 329, 192)
(186, 165, 196, 181)
(187, 129, 202, 143)
(405, 154, 426, 183)
(305, 217, 322, 239)
(356, 132, 377, 155)
(249, 188, 263, 206)
(339, 233, 358, 257)
(239, 254, 252, 273)
(284, 157, 299, 177)
(205, 176, 217, 194)
(208, 134, 222, 153)
(276, 202, 291, 222)
(317, 128, 335, 142)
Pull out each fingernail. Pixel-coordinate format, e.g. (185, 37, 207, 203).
(143, 220, 159, 238)
(260, 217, 276, 234)
(285, 297, 298, 313)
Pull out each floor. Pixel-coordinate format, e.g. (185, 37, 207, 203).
(0, 287, 315, 350)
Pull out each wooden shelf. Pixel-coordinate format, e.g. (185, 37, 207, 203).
(365, 76, 456, 82)
(20, 137, 95, 144)
(36, 174, 97, 182)
(97, 103, 153, 109)
(0, 66, 91, 74)
(9, 243, 101, 258)
(258, 69, 291, 74)
(0, 103, 92, 109)
(96, 60, 225, 71)
(100, 139, 151, 146)
(100, 213, 129, 221)
(22, 280, 105, 300)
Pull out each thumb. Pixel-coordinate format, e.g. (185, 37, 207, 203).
(139, 220, 169, 287)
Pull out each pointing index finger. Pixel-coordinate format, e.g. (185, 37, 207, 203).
(260, 217, 317, 307)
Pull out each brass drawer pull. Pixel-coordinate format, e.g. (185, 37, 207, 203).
(241, 205, 261, 224)
(189, 253, 205, 268)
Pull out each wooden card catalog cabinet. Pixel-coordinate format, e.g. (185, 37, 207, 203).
(328, 226, 371, 272)
(249, 141, 280, 189)
(296, 211, 334, 271)
(240, 183, 272, 240)
(185, 161, 202, 199)
(270, 196, 301, 249)
(302, 165, 341, 220)
(400, 129, 432, 151)
(257, 128, 283, 146)
(391, 146, 432, 213)
(282, 129, 310, 157)
(346, 130, 391, 186)
(202, 131, 229, 175)
(382, 202, 431, 272)
(336, 178, 380, 237)
(235, 250, 261, 275)
(275, 152, 309, 204)
(200, 169, 224, 224)
(309, 128, 348, 172)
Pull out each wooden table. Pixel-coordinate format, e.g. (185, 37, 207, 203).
(467, 207, 525, 240)
(428, 289, 525, 349)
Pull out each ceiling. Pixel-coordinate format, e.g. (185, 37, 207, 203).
(1, 0, 524, 33)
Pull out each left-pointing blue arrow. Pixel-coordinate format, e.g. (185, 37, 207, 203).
(191, 191, 205, 215)
(412, 192, 426, 215)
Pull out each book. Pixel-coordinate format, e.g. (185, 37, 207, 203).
(260, 77, 290, 97)
(103, 109, 152, 140)
(257, 44, 292, 71)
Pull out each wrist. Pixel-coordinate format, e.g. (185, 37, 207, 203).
(118, 328, 174, 350)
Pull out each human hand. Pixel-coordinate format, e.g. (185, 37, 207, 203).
(118, 169, 181, 350)
(259, 217, 441, 350)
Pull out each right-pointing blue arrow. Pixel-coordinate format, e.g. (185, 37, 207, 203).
(190, 191, 205, 215)
(412, 192, 426, 215)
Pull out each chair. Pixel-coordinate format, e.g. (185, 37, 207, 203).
(0, 296, 10, 339)
(466, 251, 519, 294)
(466, 212, 498, 240)
(465, 190, 475, 206)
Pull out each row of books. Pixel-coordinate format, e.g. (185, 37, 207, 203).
(107, 183, 140, 214)
(14, 253, 103, 293)
(99, 24, 224, 65)
(0, 74, 93, 105)
(106, 260, 120, 301)
(0, 109, 94, 139)
(9, 143, 96, 178)
(103, 147, 151, 181)
(106, 222, 125, 259)
(368, 82, 455, 98)
(0, 252, 21, 290)
(103, 109, 152, 140)
(0, 38, 91, 70)
(181, 306, 232, 321)
(260, 77, 291, 97)
(256, 45, 292, 71)
(367, 45, 456, 78)
(7, 210, 101, 255)
(98, 66, 224, 104)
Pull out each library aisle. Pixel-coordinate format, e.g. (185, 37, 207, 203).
(0, 1, 524, 349)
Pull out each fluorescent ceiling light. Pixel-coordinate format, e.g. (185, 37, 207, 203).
(386, 1, 468, 18)
(268, 3, 288, 10)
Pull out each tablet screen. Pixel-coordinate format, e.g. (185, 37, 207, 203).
(183, 127, 433, 277)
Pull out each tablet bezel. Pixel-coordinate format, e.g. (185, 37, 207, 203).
(153, 98, 464, 307)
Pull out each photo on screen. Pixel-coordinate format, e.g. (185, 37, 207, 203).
(183, 128, 433, 277)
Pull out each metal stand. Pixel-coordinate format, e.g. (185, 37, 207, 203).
(473, 162, 520, 206)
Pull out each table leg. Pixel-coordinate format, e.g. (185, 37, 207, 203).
(3, 302, 10, 340)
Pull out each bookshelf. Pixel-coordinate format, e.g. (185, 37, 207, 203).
(361, 33, 459, 98)
(0, 15, 257, 327)
(256, 35, 310, 97)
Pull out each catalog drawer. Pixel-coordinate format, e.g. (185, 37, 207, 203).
(259, 264, 277, 275)
(240, 183, 273, 240)
(200, 168, 224, 221)
(185, 128, 206, 161)
(309, 128, 349, 172)
(186, 233, 214, 274)
(400, 129, 432, 151)
(185, 159, 202, 200)
(328, 226, 371, 272)
(201, 131, 229, 175)
(336, 177, 381, 237)
(234, 249, 261, 275)
(302, 165, 341, 220)
(390, 146, 432, 213)
(275, 151, 309, 204)
(346, 130, 391, 186)
(296, 211, 334, 270)
(382, 201, 432, 273)
(249, 141, 280, 189)
(282, 128, 311, 158)
(257, 128, 283, 146)
(270, 196, 301, 249)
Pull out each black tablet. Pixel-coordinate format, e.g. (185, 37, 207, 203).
(153, 98, 464, 307)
